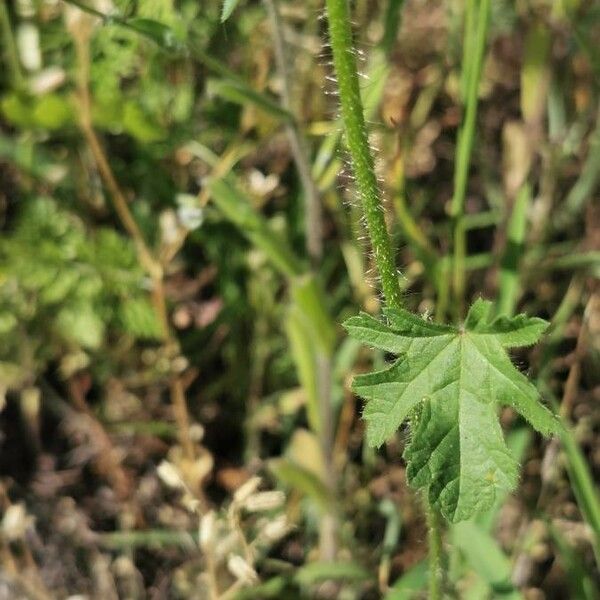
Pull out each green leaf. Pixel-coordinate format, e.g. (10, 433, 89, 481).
(286, 306, 320, 433)
(344, 300, 562, 522)
(32, 94, 72, 129)
(384, 560, 428, 599)
(220, 0, 241, 22)
(126, 18, 182, 51)
(269, 459, 333, 511)
(294, 561, 372, 586)
(452, 521, 522, 597)
(119, 298, 162, 340)
(56, 304, 105, 349)
(122, 101, 166, 142)
(206, 78, 293, 123)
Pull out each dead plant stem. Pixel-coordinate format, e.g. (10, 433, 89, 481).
(72, 29, 194, 460)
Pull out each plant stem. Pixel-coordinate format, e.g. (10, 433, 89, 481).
(325, 0, 402, 309)
(425, 501, 444, 600)
(0, 0, 24, 90)
(72, 23, 195, 460)
(496, 183, 531, 316)
(325, 0, 447, 587)
(459, 0, 476, 102)
(264, 0, 323, 263)
(451, 0, 490, 316)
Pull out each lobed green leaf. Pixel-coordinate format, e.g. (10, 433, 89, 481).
(344, 300, 562, 522)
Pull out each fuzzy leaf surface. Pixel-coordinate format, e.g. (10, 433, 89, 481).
(344, 299, 561, 522)
(221, 0, 242, 22)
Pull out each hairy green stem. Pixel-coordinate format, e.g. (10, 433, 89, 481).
(451, 0, 490, 315)
(325, 0, 445, 590)
(325, 0, 402, 309)
(426, 502, 444, 600)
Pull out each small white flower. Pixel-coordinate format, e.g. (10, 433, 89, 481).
(247, 169, 279, 197)
(176, 194, 203, 230)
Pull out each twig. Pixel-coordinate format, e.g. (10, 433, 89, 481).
(264, 0, 323, 263)
(67, 376, 133, 501)
(560, 290, 597, 415)
(70, 20, 194, 460)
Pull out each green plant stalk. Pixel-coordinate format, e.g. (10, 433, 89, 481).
(497, 183, 531, 316)
(535, 289, 600, 570)
(0, 0, 24, 90)
(425, 502, 444, 600)
(559, 107, 600, 228)
(459, 0, 476, 102)
(450, 0, 490, 218)
(325, 0, 402, 309)
(381, 0, 405, 56)
(450, 0, 490, 315)
(264, 0, 323, 262)
(325, 0, 444, 591)
(312, 0, 401, 184)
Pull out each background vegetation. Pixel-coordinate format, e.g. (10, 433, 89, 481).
(0, 0, 598, 598)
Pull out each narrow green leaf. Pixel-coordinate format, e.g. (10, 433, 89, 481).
(269, 459, 333, 511)
(384, 561, 428, 599)
(559, 423, 600, 565)
(206, 78, 293, 123)
(497, 183, 531, 317)
(294, 561, 372, 586)
(208, 177, 304, 279)
(286, 306, 320, 433)
(290, 275, 336, 355)
(521, 22, 551, 124)
(126, 18, 181, 50)
(234, 577, 289, 599)
(452, 521, 523, 597)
